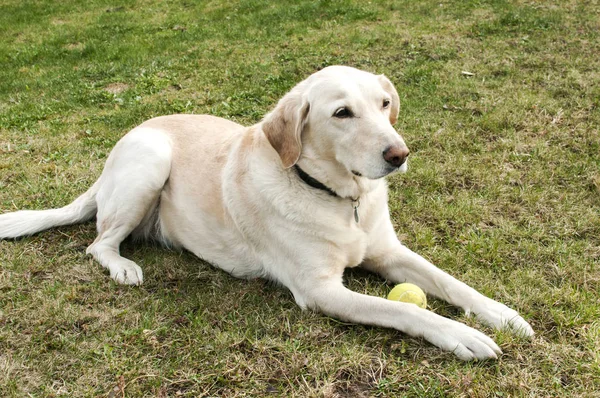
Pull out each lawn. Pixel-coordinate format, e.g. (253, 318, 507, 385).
(1, 0, 599, 396)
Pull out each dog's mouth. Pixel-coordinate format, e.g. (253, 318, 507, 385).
(352, 159, 408, 180)
(353, 168, 393, 180)
(385, 158, 409, 175)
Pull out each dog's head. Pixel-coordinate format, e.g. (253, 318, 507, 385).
(262, 66, 408, 180)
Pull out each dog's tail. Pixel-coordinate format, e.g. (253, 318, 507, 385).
(0, 182, 99, 239)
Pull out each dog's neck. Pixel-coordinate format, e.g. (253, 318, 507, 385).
(294, 164, 341, 198)
(295, 157, 379, 200)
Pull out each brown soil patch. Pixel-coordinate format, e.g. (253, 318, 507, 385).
(104, 83, 130, 94)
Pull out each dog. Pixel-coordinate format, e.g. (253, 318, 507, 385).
(0, 66, 533, 360)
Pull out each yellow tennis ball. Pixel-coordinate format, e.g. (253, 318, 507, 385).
(387, 283, 427, 308)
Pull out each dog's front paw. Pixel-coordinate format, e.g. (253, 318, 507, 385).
(470, 298, 534, 337)
(423, 315, 502, 361)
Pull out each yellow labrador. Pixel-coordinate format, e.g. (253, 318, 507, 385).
(0, 66, 533, 360)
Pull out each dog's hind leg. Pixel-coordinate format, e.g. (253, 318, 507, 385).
(86, 128, 172, 285)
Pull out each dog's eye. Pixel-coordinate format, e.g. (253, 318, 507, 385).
(333, 107, 353, 118)
(383, 99, 391, 109)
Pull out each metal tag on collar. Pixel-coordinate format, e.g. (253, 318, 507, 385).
(352, 198, 360, 223)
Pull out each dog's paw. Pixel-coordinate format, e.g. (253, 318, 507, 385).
(470, 298, 534, 338)
(423, 316, 502, 361)
(108, 260, 144, 286)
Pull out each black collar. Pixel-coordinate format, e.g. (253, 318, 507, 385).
(294, 165, 339, 198)
(294, 164, 362, 223)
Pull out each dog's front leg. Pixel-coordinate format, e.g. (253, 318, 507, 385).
(363, 235, 534, 338)
(299, 279, 501, 361)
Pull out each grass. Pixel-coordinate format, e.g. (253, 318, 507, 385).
(1, 0, 599, 396)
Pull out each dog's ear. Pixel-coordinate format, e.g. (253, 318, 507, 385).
(378, 74, 400, 125)
(262, 91, 310, 168)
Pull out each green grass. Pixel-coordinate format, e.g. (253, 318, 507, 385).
(1, 0, 599, 396)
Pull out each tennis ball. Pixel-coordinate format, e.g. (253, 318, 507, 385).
(387, 283, 427, 308)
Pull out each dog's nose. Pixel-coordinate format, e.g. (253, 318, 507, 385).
(383, 145, 409, 168)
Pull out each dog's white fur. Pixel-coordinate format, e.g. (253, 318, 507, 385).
(0, 66, 533, 360)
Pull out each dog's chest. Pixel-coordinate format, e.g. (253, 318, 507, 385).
(346, 235, 368, 268)
(329, 227, 369, 269)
